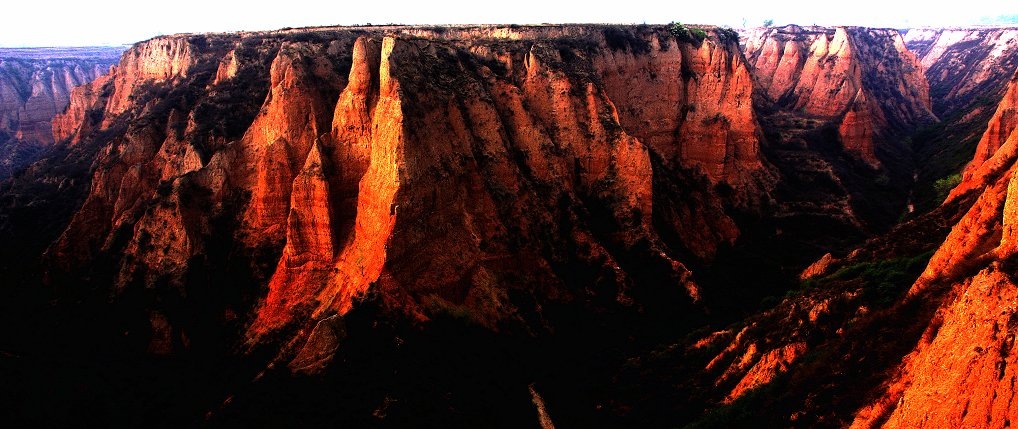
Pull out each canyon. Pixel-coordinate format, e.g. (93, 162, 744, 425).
(0, 46, 121, 178)
(2, 23, 1018, 428)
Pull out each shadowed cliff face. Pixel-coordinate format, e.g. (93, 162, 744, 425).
(0, 48, 120, 177)
(29, 26, 773, 366)
(904, 28, 1018, 211)
(735, 25, 936, 267)
(905, 28, 1018, 118)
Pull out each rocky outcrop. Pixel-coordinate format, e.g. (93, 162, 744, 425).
(903, 28, 1018, 211)
(0, 50, 119, 144)
(850, 66, 1018, 429)
(50, 72, 113, 144)
(35, 25, 769, 361)
(743, 25, 934, 166)
(0, 47, 120, 177)
(800, 252, 836, 279)
(103, 37, 195, 117)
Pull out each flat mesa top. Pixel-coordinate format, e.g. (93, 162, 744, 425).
(0, 46, 127, 60)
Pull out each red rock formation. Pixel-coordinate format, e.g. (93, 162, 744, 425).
(852, 268, 1018, 429)
(104, 37, 195, 117)
(51, 72, 113, 144)
(800, 252, 836, 280)
(838, 89, 886, 166)
(0, 53, 117, 144)
(249, 37, 389, 337)
(723, 341, 806, 403)
(592, 31, 772, 204)
(46, 36, 228, 279)
(743, 26, 934, 166)
(851, 67, 1018, 429)
(237, 42, 344, 250)
(42, 26, 765, 362)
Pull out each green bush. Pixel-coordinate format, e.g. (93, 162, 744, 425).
(933, 173, 962, 202)
(826, 251, 934, 307)
(669, 22, 707, 45)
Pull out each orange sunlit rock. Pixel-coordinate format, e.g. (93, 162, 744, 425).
(45, 26, 766, 367)
(851, 67, 1018, 428)
(743, 26, 934, 166)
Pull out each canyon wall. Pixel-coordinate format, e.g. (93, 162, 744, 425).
(849, 70, 1018, 429)
(0, 47, 120, 177)
(38, 26, 773, 363)
(12, 24, 1018, 427)
(905, 28, 1018, 118)
(903, 28, 1018, 210)
(743, 25, 934, 166)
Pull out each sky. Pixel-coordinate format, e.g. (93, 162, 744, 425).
(4, 0, 1018, 47)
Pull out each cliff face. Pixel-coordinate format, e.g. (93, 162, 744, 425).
(0, 47, 120, 177)
(591, 31, 770, 205)
(744, 25, 934, 165)
(734, 26, 936, 264)
(905, 28, 1018, 118)
(36, 25, 771, 362)
(848, 70, 1018, 429)
(903, 28, 1018, 210)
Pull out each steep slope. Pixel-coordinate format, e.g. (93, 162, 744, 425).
(0, 47, 121, 177)
(849, 70, 1018, 429)
(627, 69, 1018, 429)
(598, 73, 1018, 428)
(596, 29, 1018, 428)
(744, 25, 933, 165)
(736, 25, 936, 268)
(904, 27, 1018, 210)
(9, 25, 772, 373)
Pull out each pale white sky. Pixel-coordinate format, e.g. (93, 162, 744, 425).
(4, 0, 1018, 47)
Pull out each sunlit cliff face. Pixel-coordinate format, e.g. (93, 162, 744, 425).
(845, 71, 1018, 428)
(44, 25, 776, 364)
(743, 25, 934, 166)
(14, 22, 1018, 428)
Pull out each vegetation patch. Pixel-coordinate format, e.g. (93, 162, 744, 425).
(932, 173, 962, 203)
(669, 22, 707, 45)
(716, 27, 740, 45)
(804, 251, 934, 307)
(602, 27, 651, 54)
